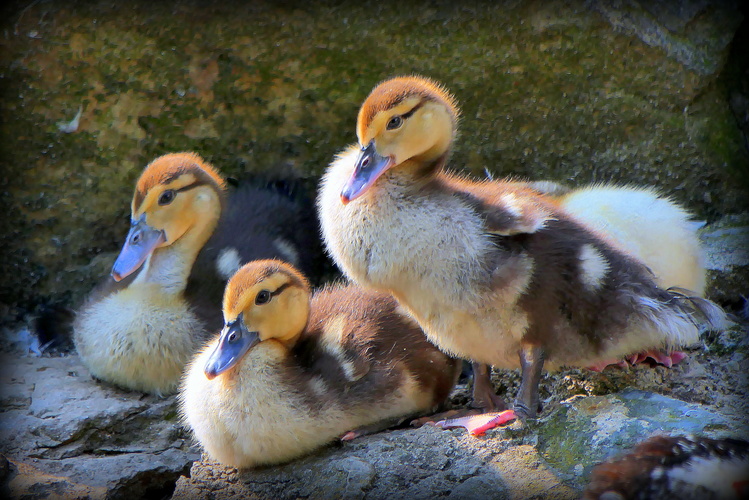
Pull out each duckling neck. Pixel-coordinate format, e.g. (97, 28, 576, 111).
(388, 153, 448, 191)
(132, 225, 214, 294)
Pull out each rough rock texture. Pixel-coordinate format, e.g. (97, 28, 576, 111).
(0, 0, 747, 325)
(1, 312, 746, 498)
(700, 213, 749, 304)
(0, 1, 747, 498)
(172, 391, 747, 500)
(0, 350, 199, 499)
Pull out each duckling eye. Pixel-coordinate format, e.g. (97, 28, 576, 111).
(158, 190, 175, 206)
(255, 290, 272, 305)
(386, 116, 403, 130)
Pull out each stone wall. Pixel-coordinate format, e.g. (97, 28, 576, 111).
(0, 0, 746, 321)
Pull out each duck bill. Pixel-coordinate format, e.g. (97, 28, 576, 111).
(341, 140, 394, 204)
(111, 216, 166, 282)
(204, 317, 260, 380)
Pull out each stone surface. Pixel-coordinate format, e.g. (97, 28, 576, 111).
(0, 349, 199, 499)
(1, 313, 746, 499)
(699, 213, 749, 304)
(0, 0, 746, 325)
(172, 390, 747, 500)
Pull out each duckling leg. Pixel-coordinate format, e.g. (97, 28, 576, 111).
(340, 416, 408, 441)
(513, 343, 545, 420)
(470, 362, 508, 411)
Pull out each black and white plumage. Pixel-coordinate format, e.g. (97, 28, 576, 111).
(73, 152, 321, 395)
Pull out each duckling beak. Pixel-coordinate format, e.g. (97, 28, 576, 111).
(204, 315, 260, 380)
(111, 215, 166, 282)
(341, 140, 394, 204)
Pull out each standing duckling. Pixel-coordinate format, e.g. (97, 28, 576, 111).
(318, 76, 725, 420)
(74, 152, 320, 395)
(180, 259, 461, 468)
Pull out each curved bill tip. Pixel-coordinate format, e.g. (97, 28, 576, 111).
(111, 218, 166, 282)
(204, 319, 260, 380)
(340, 141, 394, 204)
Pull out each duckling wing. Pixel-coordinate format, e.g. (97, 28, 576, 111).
(186, 181, 322, 331)
(443, 176, 555, 237)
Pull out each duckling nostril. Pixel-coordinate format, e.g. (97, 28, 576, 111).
(362, 158, 370, 167)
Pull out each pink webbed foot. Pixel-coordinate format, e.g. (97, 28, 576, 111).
(587, 350, 688, 371)
(433, 410, 518, 436)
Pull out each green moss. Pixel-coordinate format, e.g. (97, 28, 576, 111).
(0, 0, 746, 320)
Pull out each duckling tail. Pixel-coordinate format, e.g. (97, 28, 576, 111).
(667, 286, 730, 331)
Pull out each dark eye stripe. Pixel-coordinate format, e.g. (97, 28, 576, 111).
(271, 282, 291, 297)
(401, 100, 425, 120)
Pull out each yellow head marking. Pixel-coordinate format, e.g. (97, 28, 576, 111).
(130, 152, 225, 246)
(356, 76, 460, 165)
(223, 260, 311, 346)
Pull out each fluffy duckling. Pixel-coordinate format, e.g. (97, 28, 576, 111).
(462, 182, 708, 413)
(584, 435, 749, 500)
(556, 184, 706, 297)
(74, 153, 319, 396)
(318, 76, 725, 420)
(180, 259, 461, 468)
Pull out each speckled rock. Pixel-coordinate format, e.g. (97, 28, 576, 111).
(0, 0, 746, 325)
(537, 389, 749, 490)
(0, 349, 199, 499)
(172, 390, 747, 499)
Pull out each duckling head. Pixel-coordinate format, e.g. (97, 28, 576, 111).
(204, 259, 311, 379)
(111, 152, 226, 281)
(342, 75, 459, 203)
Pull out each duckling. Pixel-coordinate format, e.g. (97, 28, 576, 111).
(318, 76, 726, 420)
(556, 184, 706, 296)
(584, 435, 749, 500)
(461, 182, 708, 413)
(74, 152, 320, 396)
(180, 259, 461, 468)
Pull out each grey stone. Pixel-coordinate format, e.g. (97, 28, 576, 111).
(536, 389, 749, 489)
(0, 351, 199, 499)
(592, 0, 742, 75)
(699, 213, 749, 302)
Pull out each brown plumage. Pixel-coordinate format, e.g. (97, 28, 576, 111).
(584, 435, 749, 500)
(318, 75, 725, 419)
(180, 259, 460, 468)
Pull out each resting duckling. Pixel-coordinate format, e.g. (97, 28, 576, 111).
(180, 259, 461, 468)
(74, 152, 319, 396)
(556, 184, 706, 297)
(318, 75, 726, 420)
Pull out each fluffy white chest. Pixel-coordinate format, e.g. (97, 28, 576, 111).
(318, 152, 527, 367)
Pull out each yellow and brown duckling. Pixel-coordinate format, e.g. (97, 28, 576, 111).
(462, 181, 710, 415)
(180, 259, 461, 468)
(73, 152, 320, 396)
(318, 75, 725, 422)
